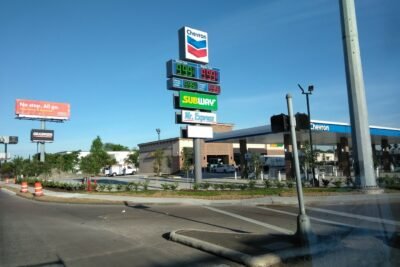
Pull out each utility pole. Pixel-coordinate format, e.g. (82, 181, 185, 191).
(339, 0, 378, 190)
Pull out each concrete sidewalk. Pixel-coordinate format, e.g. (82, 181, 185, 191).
(1, 181, 399, 206)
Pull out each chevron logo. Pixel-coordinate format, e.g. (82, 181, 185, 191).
(187, 36, 207, 58)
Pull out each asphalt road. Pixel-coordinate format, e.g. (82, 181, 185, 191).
(1, 190, 399, 267)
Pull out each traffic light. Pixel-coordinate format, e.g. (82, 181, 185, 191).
(270, 114, 289, 132)
(295, 113, 310, 130)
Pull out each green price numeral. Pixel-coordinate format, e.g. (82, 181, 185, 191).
(176, 63, 195, 78)
(184, 80, 198, 89)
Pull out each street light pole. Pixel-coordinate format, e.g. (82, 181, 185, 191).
(298, 84, 318, 187)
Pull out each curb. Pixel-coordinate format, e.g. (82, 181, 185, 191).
(170, 229, 338, 267)
(169, 229, 281, 267)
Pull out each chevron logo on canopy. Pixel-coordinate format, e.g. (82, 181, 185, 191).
(179, 26, 209, 64)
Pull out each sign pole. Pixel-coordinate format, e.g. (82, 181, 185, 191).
(40, 120, 46, 162)
(193, 137, 202, 184)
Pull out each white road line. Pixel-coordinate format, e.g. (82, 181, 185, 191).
(204, 206, 294, 235)
(306, 206, 400, 226)
(257, 206, 358, 228)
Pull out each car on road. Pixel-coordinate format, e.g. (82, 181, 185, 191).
(214, 164, 236, 173)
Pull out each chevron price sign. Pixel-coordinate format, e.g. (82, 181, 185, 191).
(179, 26, 209, 64)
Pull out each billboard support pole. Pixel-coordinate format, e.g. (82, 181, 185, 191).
(4, 144, 7, 163)
(40, 120, 46, 162)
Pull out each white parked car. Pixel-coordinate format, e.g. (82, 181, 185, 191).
(214, 164, 236, 173)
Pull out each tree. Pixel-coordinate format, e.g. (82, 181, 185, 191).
(300, 141, 317, 182)
(103, 143, 130, 151)
(79, 154, 99, 176)
(181, 147, 193, 177)
(250, 153, 263, 179)
(80, 136, 114, 176)
(152, 149, 164, 176)
(125, 149, 139, 167)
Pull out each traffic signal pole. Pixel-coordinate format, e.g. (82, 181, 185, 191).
(305, 93, 317, 186)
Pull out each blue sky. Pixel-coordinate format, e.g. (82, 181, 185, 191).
(1, 0, 399, 158)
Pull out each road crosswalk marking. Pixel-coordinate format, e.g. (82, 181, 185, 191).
(204, 206, 294, 235)
(257, 206, 358, 228)
(306, 206, 400, 226)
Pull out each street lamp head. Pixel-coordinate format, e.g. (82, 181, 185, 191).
(308, 85, 314, 93)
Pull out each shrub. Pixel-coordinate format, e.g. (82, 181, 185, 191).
(212, 183, 220, 190)
(161, 183, 170, 191)
(333, 180, 342, 188)
(116, 184, 123, 191)
(264, 179, 273, 189)
(225, 183, 236, 190)
(169, 182, 179, 191)
(218, 183, 227, 190)
(128, 182, 140, 191)
(193, 183, 200, 190)
(98, 184, 106, 192)
(276, 182, 285, 189)
(248, 180, 256, 190)
(142, 181, 149, 191)
(322, 179, 330, 187)
(286, 181, 294, 188)
(200, 182, 211, 190)
(106, 184, 113, 192)
(238, 183, 248, 190)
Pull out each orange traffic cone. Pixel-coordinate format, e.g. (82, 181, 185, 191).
(20, 182, 28, 193)
(34, 182, 44, 197)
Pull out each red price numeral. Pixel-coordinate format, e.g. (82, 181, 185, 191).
(201, 68, 219, 82)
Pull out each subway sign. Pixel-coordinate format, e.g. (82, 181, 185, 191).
(179, 91, 218, 111)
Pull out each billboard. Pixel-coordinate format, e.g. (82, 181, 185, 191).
(187, 125, 213, 138)
(31, 129, 54, 142)
(181, 110, 217, 125)
(0, 136, 18, 144)
(179, 91, 218, 111)
(15, 99, 70, 120)
(179, 26, 209, 64)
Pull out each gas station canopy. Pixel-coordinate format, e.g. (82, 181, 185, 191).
(206, 120, 400, 146)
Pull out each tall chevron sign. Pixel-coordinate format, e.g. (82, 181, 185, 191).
(179, 26, 209, 64)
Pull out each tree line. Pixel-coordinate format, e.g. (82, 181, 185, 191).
(0, 136, 139, 178)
